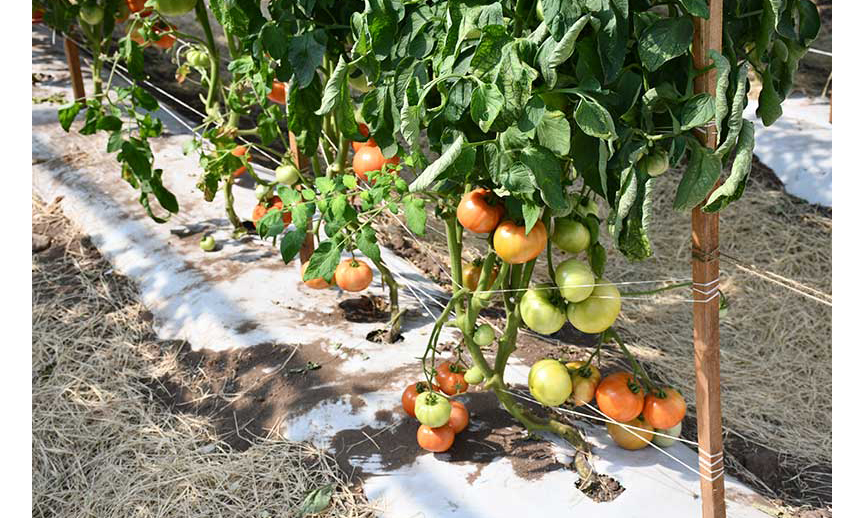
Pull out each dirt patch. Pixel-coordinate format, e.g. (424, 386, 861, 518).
(339, 295, 391, 323)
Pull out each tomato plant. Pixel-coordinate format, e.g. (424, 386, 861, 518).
(436, 362, 468, 396)
(493, 220, 547, 265)
(457, 189, 504, 234)
(417, 424, 455, 453)
(643, 387, 687, 430)
(596, 372, 645, 423)
(334, 259, 374, 292)
(352, 145, 398, 183)
(447, 400, 469, 434)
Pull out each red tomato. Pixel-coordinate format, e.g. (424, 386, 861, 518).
(153, 24, 176, 50)
(457, 188, 505, 234)
(642, 387, 687, 429)
(231, 145, 248, 177)
(126, 0, 148, 13)
(352, 123, 376, 152)
(267, 81, 286, 105)
(301, 261, 333, 289)
(417, 425, 455, 453)
(252, 196, 292, 228)
(493, 220, 547, 265)
(352, 145, 398, 182)
(435, 362, 467, 396)
(595, 372, 645, 423)
(607, 416, 654, 450)
(447, 400, 469, 433)
(334, 259, 374, 292)
(401, 382, 436, 418)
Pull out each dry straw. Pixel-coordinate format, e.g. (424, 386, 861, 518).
(32, 196, 376, 518)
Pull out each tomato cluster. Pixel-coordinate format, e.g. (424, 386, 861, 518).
(351, 124, 398, 183)
(527, 359, 687, 451)
(401, 372, 472, 453)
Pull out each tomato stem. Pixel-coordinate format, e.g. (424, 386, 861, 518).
(606, 328, 658, 393)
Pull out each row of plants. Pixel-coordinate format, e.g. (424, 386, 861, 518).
(36, 0, 819, 482)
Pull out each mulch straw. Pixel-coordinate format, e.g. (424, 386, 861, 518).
(32, 196, 377, 518)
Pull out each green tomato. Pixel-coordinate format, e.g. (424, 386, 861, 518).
(555, 258, 595, 303)
(154, 0, 199, 17)
(473, 324, 495, 346)
(414, 392, 452, 428)
(520, 284, 567, 335)
(464, 366, 484, 385)
(199, 235, 216, 252)
(552, 218, 591, 254)
(187, 49, 210, 68)
(528, 359, 572, 407)
(652, 421, 682, 448)
(255, 184, 270, 200)
(275, 164, 300, 185)
(576, 198, 600, 219)
(79, 5, 104, 25)
(642, 150, 670, 177)
(566, 279, 621, 334)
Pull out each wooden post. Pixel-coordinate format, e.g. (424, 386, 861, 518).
(289, 132, 316, 263)
(63, 37, 86, 101)
(692, 3, 726, 518)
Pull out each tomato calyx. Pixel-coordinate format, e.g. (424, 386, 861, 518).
(626, 377, 643, 395)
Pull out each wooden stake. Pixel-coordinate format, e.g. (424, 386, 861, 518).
(63, 37, 86, 101)
(692, 3, 726, 518)
(288, 132, 316, 263)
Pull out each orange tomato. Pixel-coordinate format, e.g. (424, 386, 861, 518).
(461, 261, 498, 291)
(607, 416, 654, 450)
(301, 261, 333, 289)
(126, 0, 148, 12)
(352, 145, 398, 182)
(417, 425, 455, 453)
(642, 387, 686, 429)
(493, 220, 547, 264)
(435, 361, 467, 396)
(595, 372, 645, 423)
(457, 188, 505, 234)
(351, 123, 376, 152)
(447, 400, 469, 433)
(252, 196, 292, 228)
(401, 381, 437, 418)
(566, 361, 601, 406)
(231, 145, 248, 177)
(153, 24, 176, 50)
(334, 259, 374, 292)
(267, 81, 286, 105)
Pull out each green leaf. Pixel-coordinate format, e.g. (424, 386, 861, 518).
(356, 227, 382, 263)
(597, 1, 628, 83)
(286, 30, 327, 89)
(261, 22, 288, 60)
(703, 120, 756, 213)
(470, 83, 505, 132)
(678, 94, 715, 131)
(638, 17, 694, 72)
(716, 63, 750, 156)
(409, 133, 465, 192)
(757, 69, 783, 127)
(470, 25, 512, 80)
(499, 162, 536, 194)
(522, 146, 567, 211)
(404, 196, 427, 236)
(517, 94, 546, 132)
(709, 50, 731, 138)
(304, 242, 342, 283)
(280, 228, 307, 264)
(536, 110, 571, 156)
(316, 56, 349, 116)
(549, 16, 590, 68)
(574, 97, 616, 140)
(106, 132, 124, 153)
(58, 102, 83, 131)
(298, 484, 335, 517)
(315, 177, 336, 195)
(677, 0, 710, 18)
(673, 145, 723, 211)
(588, 242, 607, 278)
(521, 201, 542, 234)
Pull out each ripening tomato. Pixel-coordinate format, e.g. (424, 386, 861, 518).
(126, 0, 149, 13)
(414, 392, 452, 428)
(595, 372, 645, 423)
(552, 218, 591, 254)
(457, 189, 505, 234)
(231, 145, 248, 177)
(461, 261, 498, 291)
(351, 123, 376, 152)
(528, 359, 572, 407)
(447, 400, 469, 433)
(566, 361, 601, 406)
(267, 81, 286, 104)
(252, 196, 292, 228)
(153, 24, 176, 50)
(643, 387, 687, 429)
(334, 259, 374, 292)
(555, 258, 595, 303)
(520, 284, 567, 335)
(153, 0, 198, 17)
(417, 424, 455, 453)
(566, 279, 621, 334)
(652, 421, 683, 448)
(494, 220, 547, 264)
(301, 261, 333, 289)
(353, 145, 398, 182)
(607, 416, 654, 450)
(401, 381, 436, 418)
(435, 362, 467, 396)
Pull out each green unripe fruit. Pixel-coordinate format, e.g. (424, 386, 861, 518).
(464, 366, 485, 385)
(642, 150, 670, 177)
(275, 164, 300, 185)
(566, 279, 621, 334)
(473, 324, 495, 346)
(552, 218, 591, 254)
(555, 258, 595, 303)
(199, 235, 216, 252)
(528, 359, 572, 407)
(652, 422, 682, 448)
(79, 5, 104, 25)
(255, 184, 270, 200)
(154, 0, 199, 17)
